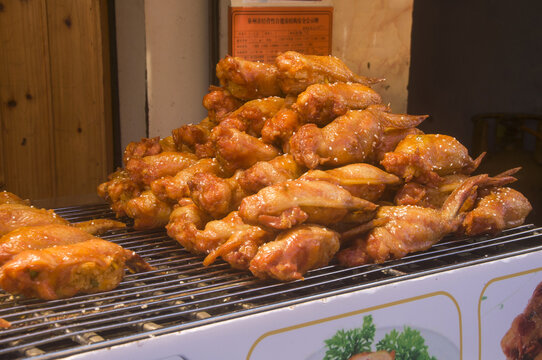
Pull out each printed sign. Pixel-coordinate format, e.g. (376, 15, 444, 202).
(229, 7, 333, 63)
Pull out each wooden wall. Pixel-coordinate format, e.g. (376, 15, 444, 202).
(0, 0, 113, 207)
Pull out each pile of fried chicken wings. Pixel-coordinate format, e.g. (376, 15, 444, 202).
(98, 51, 532, 282)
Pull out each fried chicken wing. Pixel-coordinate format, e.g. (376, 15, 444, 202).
(123, 137, 162, 165)
(98, 169, 142, 218)
(216, 56, 283, 100)
(124, 190, 173, 230)
(0, 238, 153, 300)
(395, 168, 519, 209)
(0, 204, 69, 236)
(239, 179, 378, 230)
(337, 175, 489, 266)
(0, 191, 29, 205)
(126, 151, 198, 186)
(0, 224, 96, 265)
(501, 281, 542, 360)
(289, 107, 427, 169)
(189, 171, 248, 219)
(462, 187, 532, 236)
(381, 134, 485, 185)
(167, 206, 269, 269)
(249, 225, 340, 281)
(202, 85, 243, 122)
(214, 127, 281, 173)
(150, 158, 225, 202)
(300, 163, 401, 202)
(189, 154, 305, 219)
(171, 117, 217, 155)
(293, 83, 382, 127)
(260, 95, 300, 148)
(166, 201, 212, 253)
(275, 51, 383, 95)
(216, 96, 284, 137)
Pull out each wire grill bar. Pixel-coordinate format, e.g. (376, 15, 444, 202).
(0, 204, 540, 359)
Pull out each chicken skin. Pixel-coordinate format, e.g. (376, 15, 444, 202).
(260, 95, 300, 148)
(150, 158, 226, 203)
(202, 85, 242, 122)
(98, 169, 142, 218)
(381, 134, 484, 185)
(300, 163, 401, 202)
(215, 96, 284, 137)
(275, 51, 383, 95)
(0, 204, 69, 236)
(189, 154, 305, 219)
(289, 107, 427, 169)
(0, 224, 96, 265)
(0, 191, 29, 205)
(214, 127, 281, 173)
(249, 225, 340, 281)
(216, 56, 283, 100)
(462, 187, 532, 236)
(124, 190, 173, 230)
(126, 151, 198, 186)
(239, 179, 378, 230)
(167, 206, 269, 269)
(337, 175, 489, 266)
(293, 83, 382, 127)
(189, 171, 248, 219)
(171, 117, 217, 155)
(0, 238, 153, 300)
(394, 168, 519, 209)
(123, 136, 162, 165)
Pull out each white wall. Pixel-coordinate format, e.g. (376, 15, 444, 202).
(144, 0, 210, 137)
(115, 0, 147, 152)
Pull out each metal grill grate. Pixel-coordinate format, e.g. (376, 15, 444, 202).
(1, 204, 541, 359)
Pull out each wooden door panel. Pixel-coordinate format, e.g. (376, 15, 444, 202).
(46, 0, 113, 204)
(0, 0, 56, 200)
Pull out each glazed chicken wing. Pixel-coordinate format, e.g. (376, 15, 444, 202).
(337, 175, 489, 266)
(171, 117, 217, 155)
(239, 179, 378, 230)
(249, 225, 340, 281)
(395, 168, 519, 209)
(0, 238, 153, 300)
(202, 85, 243, 122)
(260, 95, 300, 148)
(300, 163, 401, 202)
(289, 107, 427, 169)
(292, 83, 382, 127)
(98, 169, 142, 218)
(189, 154, 305, 219)
(214, 127, 280, 173)
(381, 134, 485, 185)
(124, 190, 173, 230)
(123, 136, 162, 165)
(216, 56, 283, 100)
(126, 151, 198, 186)
(0, 224, 96, 265)
(275, 51, 383, 95)
(215, 96, 284, 137)
(150, 158, 226, 202)
(462, 187, 532, 236)
(167, 206, 269, 269)
(0, 204, 68, 236)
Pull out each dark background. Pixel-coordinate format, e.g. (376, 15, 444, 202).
(408, 0, 542, 222)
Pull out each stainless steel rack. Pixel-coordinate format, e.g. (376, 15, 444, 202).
(1, 204, 541, 359)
